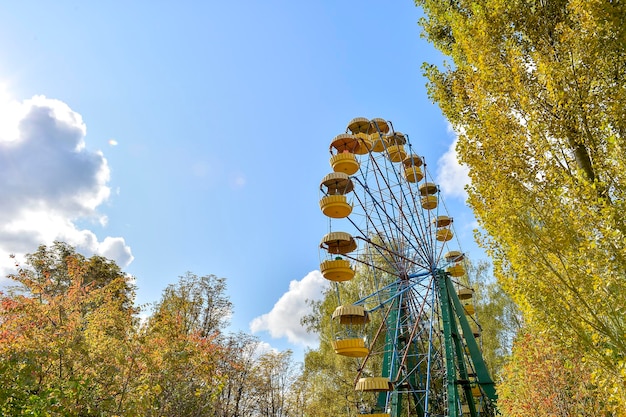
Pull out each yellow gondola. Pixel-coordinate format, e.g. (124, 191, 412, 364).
(355, 377, 392, 392)
(330, 152, 359, 175)
(347, 117, 370, 134)
(320, 232, 357, 254)
(320, 258, 354, 282)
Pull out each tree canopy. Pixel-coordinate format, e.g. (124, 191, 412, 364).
(0, 243, 303, 417)
(0, 242, 140, 415)
(416, 0, 626, 411)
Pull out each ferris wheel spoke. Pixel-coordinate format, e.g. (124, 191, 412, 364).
(356, 156, 435, 270)
(365, 151, 434, 263)
(348, 189, 403, 272)
(351, 185, 431, 274)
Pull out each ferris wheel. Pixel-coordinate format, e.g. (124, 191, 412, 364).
(317, 118, 498, 417)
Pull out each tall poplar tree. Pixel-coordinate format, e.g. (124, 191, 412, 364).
(415, 0, 626, 410)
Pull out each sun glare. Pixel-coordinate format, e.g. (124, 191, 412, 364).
(0, 83, 23, 142)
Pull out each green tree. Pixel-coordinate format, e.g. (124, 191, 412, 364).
(296, 346, 359, 417)
(251, 350, 298, 417)
(138, 272, 230, 416)
(299, 289, 357, 417)
(150, 272, 232, 337)
(215, 332, 264, 417)
(468, 260, 522, 377)
(416, 0, 626, 410)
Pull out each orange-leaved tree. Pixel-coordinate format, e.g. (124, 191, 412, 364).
(0, 242, 140, 416)
(498, 326, 608, 416)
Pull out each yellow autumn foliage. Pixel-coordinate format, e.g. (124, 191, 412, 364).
(416, 0, 626, 411)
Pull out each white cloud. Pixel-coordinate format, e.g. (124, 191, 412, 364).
(250, 270, 328, 347)
(253, 341, 279, 357)
(0, 92, 133, 277)
(436, 126, 470, 200)
(97, 237, 134, 267)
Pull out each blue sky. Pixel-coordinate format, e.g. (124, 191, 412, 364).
(0, 1, 484, 359)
